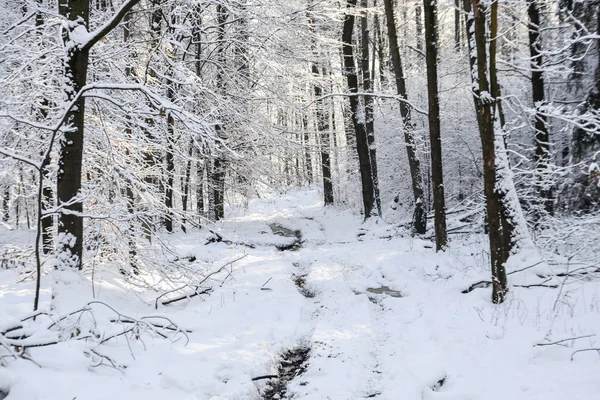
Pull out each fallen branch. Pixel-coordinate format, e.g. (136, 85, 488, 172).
(514, 283, 558, 289)
(571, 347, 600, 360)
(204, 229, 256, 249)
(461, 280, 491, 294)
(507, 261, 546, 276)
(155, 255, 247, 309)
(111, 317, 193, 333)
(251, 374, 278, 381)
(160, 288, 213, 307)
(535, 334, 596, 347)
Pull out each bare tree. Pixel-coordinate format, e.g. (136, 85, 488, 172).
(423, 0, 447, 250)
(342, 0, 376, 218)
(383, 0, 427, 233)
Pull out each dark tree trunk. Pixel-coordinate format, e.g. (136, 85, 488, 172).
(471, 0, 508, 304)
(488, 0, 506, 129)
(213, 158, 226, 220)
(2, 189, 8, 222)
(527, 0, 553, 215)
(361, 0, 382, 215)
(303, 114, 314, 184)
(212, 3, 228, 221)
(308, 4, 334, 204)
(343, 0, 376, 218)
(56, 0, 90, 270)
(463, 0, 479, 119)
(423, 0, 448, 251)
(314, 68, 334, 205)
(181, 140, 194, 233)
(196, 156, 205, 224)
(36, 4, 53, 254)
(383, 0, 427, 233)
(489, 0, 515, 261)
(164, 111, 175, 232)
(206, 159, 215, 220)
(164, 9, 177, 233)
(192, 7, 204, 226)
(455, 0, 461, 50)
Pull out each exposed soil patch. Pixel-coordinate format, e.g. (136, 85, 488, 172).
(269, 223, 302, 251)
(261, 346, 310, 399)
(292, 273, 315, 298)
(366, 286, 403, 298)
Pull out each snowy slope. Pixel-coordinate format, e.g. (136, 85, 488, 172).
(1, 188, 599, 399)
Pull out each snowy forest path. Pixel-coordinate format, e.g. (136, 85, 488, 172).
(247, 192, 427, 399)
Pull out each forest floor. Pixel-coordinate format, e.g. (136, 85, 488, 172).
(1, 188, 600, 399)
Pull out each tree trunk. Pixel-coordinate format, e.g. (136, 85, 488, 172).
(423, 0, 448, 251)
(164, 110, 175, 232)
(196, 156, 205, 224)
(123, 10, 137, 272)
(343, 0, 376, 218)
(2, 189, 8, 222)
(315, 68, 334, 205)
(164, 9, 177, 233)
(383, 0, 427, 233)
(213, 3, 228, 221)
(454, 0, 461, 50)
(56, 0, 90, 270)
(141, 0, 163, 242)
(361, 0, 382, 215)
(308, 4, 334, 204)
(181, 140, 194, 233)
(471, 0, 507, 304)
(213, 158, 226, 220)
(36, 4, 53, 254)
(206, 160, 215, 220)
(527, 0, 553, 215)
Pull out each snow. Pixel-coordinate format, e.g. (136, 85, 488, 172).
(1, 188, 599, 399)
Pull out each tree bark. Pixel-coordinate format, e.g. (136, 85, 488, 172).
(181, 140, 194, 233)
(343, 0, 376, 218)
(308, 4, 334, 205)
(123, 10, 137, 272)
(56, 0, 140, 268)
(35, 3, 54, 254)
(164, 9, 178, 232)
(2, 189, 8, 222)
(303, 114, 314, 184)
(383, 0, 427, 233)
(56, 0, 91, 269)
(315, 68, 335, 205)
(423, 0, 448, 251)
(471, 0, 507, 304)
(527, 0, 553, 215)
(454, 0, 461, 50)
(213, 3, 228, 221)
(196, 156, 205, 224)
(361, 0, 382, 215)
(164, 110, 175, 232)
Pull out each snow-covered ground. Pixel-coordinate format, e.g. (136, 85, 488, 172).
(1, 188, 599, 399)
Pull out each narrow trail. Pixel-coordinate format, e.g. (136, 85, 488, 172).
(257, 202, 403, 399)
